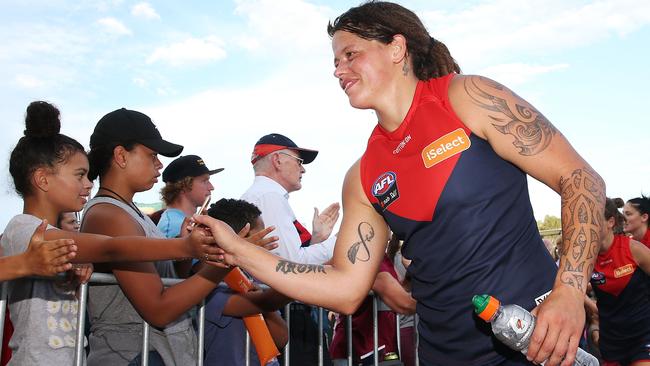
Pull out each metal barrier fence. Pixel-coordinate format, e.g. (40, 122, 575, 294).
(0, 273, 419, 366)
(539, 228, 561, 238)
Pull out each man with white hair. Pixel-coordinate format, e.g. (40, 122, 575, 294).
(242, 133, 339, 263)
(241, 133, 339, 365)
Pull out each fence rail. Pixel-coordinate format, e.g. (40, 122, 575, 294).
(539, 228, 562, 237)
(1, 273, 419, 366)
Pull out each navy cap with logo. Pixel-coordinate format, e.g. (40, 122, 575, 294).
(251, 133, 318, 165)
(90, 108, 183, 157)
(162, 155, 224, 183)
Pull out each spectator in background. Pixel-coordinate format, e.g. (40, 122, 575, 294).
(241, 133, 340, 366)
(381, 235, 416, 315)
(81, 107, 230, 366)
(57, 212, 81, 232)
(387, 234, 417, 366)
(158, 154, 223, 238)
(0, 224, 78, 366)
(330, 234, 416, 365)
(158, 155, 223, 277)
(201, 198, 289, 366)
(3, 102, 221, 365)
(56, 210, 93, 359)
(623, 195, 650, 247)
(55, 212, 93, 289)
(243, 133, 340, 263)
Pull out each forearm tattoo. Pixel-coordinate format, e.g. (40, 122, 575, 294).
(463, 76, 557, 156)
(275, 260, 326, 275)
(347, 222, 375, 264)
(559, 167, 605, 292)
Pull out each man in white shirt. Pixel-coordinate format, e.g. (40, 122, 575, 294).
(241, 133, 339, 263)
(241, 133, 339, 365)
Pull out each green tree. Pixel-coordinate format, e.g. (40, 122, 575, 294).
(537, 215, 561, 231)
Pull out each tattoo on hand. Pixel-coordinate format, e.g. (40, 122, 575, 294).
(463, 76, 557, 156)
(275, 260, 326, 275)
(559, 167, 605, 292)
(347, 222, 374, 264)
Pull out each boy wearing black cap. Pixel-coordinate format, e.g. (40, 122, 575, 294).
(157, 155, 224, 240)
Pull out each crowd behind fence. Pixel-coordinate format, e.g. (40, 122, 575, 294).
(0, 273, 420, 366)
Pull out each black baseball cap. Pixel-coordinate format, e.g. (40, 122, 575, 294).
(90, 108, 183, 157)
(162, 155, 224, 183)
(251, 133, 318, 164)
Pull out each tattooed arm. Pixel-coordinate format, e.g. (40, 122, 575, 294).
(195, 160, 391, 314)
(449, 75, 605, 366)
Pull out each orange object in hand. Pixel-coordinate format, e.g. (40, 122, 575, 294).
(224, 268, 280, 366)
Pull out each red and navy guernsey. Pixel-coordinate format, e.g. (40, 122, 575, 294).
(591, 234, 650, 362)
(359, 74, 557, 365)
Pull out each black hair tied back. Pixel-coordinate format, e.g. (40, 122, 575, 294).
(613, 197, 625, 209)
(605, 197, 626, 234)
(24, 101, 61, 138)
(10, 101, 85, 198)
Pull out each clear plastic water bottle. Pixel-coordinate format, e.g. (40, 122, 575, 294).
(472, 294, 599, 366)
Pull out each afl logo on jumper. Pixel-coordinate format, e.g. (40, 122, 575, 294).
(591, 271, 606, 285)
(372, 172, 399, 211)
(421, 128, 471, 168)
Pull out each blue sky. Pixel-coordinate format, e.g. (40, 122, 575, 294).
(1, 0, 649, 229)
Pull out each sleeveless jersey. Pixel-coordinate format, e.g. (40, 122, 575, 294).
(591, 234, 650, 360)
(359, 74, 557, 365)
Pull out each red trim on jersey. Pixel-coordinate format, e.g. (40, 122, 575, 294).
(594, 235, 637, 296)
(360, 73, 471, 221)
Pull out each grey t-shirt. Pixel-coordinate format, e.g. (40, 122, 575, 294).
(83, 196, 197, 366)
(0, 214, 84, 365)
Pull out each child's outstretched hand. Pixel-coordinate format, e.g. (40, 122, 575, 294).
(25, 220, 77, 276)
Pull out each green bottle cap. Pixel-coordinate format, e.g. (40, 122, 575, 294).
(472, 294, 489, 313)
(472, 294, 499, 321)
